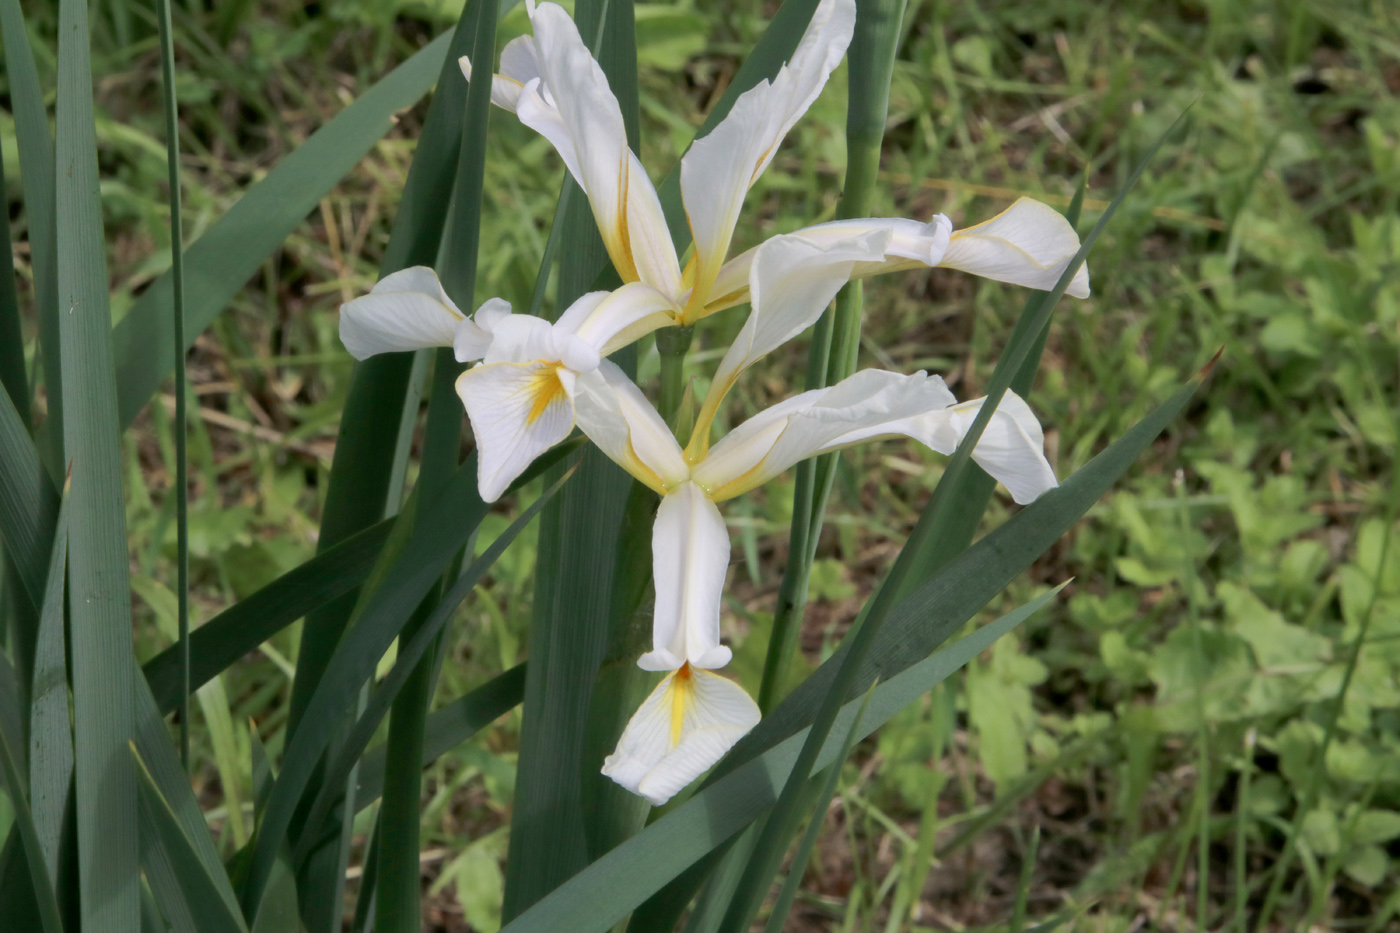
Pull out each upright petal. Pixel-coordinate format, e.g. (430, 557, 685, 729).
(506, 4, 681, 296)
(695, 370, 957, 499)
(453, 297, 513, 362)
(938, 198, 1090, 298)
(641, 482, 733, 672)
(458, 35, 541, 111)
(602, 665, 761, 806)
(456, 361, 577, 501)
(555, 282, 680, 356)
(338, 266, 465, 360)
(689, 232, 888, 455)
(573, 360, 690, 493)
(680, 0, 856, 312)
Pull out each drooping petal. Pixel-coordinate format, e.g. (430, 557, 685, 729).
(694, 370, 957, 499)
(454, 297, 513, 362)
(338, 266, 465, 360)
(679, 0, 856, 313)
(504, 4, 681, 296)
(602, 665, 761, 806)
(458, 35, 541, 111)
(689, 232, 888, 454)
(704, 215, 954, 314)
(932, 392, 1059, 505)
(640, 482, 733, 672)
(938, 198, 1090, 298)
(555, 282, 680, 356)
(456, 361, 577, 502)
(573, 360, 690, 493)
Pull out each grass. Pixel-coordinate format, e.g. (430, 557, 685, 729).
(2, 0, 1398, 929)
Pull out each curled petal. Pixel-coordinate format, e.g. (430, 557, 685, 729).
(640, 482, 733, 672)
(458, 34, 541, 111)
(602, 665, 760, 806)
(454, 297, 513, 362)
(456, 361, 578, 502)
(939, 198, 1090, 298)
(680, 0, 856, 311)
(573, 360, 689, 493)
(935, 392, 1059, 505)
(555, 282, 680, 356)
(338, 266, 464, 360)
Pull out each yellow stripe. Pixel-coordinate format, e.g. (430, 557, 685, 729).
(524, 367, 566, 425)
(668, 664, 693, 748)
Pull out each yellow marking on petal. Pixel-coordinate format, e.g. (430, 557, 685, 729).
(668, 664, 694, 748)
(524, 365, 567, 425)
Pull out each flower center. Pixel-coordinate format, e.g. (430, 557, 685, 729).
(525, 364, 568, 425)
(669, 663, 694, 748)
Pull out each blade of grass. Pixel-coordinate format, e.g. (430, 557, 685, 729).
(504, 0, 643, 916)
(131, 748, 249, 933)
(0, 132, 29, 429)
(56, 0, 139, 923)
(28, 488, 72, 887)
(0, 720, 64, 933)
(373, 0, 499, 925)
(300, 473, 567, 862)
(498, 590, 1060, 933)
(0, 383, 60, 612)
(0, 0, 62, 478)
(153, 0, 191, 770)
(110, 30, 454, 428)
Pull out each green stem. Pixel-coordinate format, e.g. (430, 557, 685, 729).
(656, 325, 693, 429)
(757, 0, 903, 715)
(154, 0, 190, 772)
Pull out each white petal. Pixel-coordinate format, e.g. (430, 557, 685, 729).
(694, 232, 888, 439)
(338, 266, 464, 359)
(695, 370, 957, 499)
(602, 667, 760, 806)
(456, 361, 577, 502)
(519, 4, 681, 296)
(641, 483, 732, 672)
(554, 282, 679, 356)
(679, 0, 856, 309)
(573, 360, 689, 492)
(943, 392, 1059, 504)
(939, 198, 1090, 298)
(482, 314, 558, 365)
(454, 297, 513, 363)
(459, 43, 536, 113)
(705, 215, 954, 312)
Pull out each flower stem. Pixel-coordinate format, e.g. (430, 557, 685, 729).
(656, 324, 694, 429)
(757, 0, 905, 715)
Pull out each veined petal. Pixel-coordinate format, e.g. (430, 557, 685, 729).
(641, 482, 733, 672)
(939, 198, 1090, 298)
(680, 0, 856, 311)
(513, 3, 681, 296)
(338, 266, 464, 360)
(695, 370, 957, 499)
(689, 232, 888, 453)
(456, 361, 577, 502)
(602, 665, 760, 806)
(555, 282, 680, 356)
(574, 360, 689, 493)
(704, 215, 954, 314)
(935, 392, 1059, 505)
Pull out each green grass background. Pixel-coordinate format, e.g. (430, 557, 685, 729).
(4, 0, 1398, 929)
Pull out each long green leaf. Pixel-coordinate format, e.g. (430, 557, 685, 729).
(0, 0, 62, 474)
(0, 126, 28, 427)
(505, 0, 641, 915)
(142, 517, 393, 714)
(499, 590, 1060, 933)
(56, 0, 139, 924)
(300, 468, 566, 861)
(353, 663, 526, 807)
(110, 31, 453, 428)
(28, 491, 72, 887)
(0, 385, 59, 610)
(242, 455, 492, 912)
(131, 749, 249, 933)
(0, 720, 63, 933)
